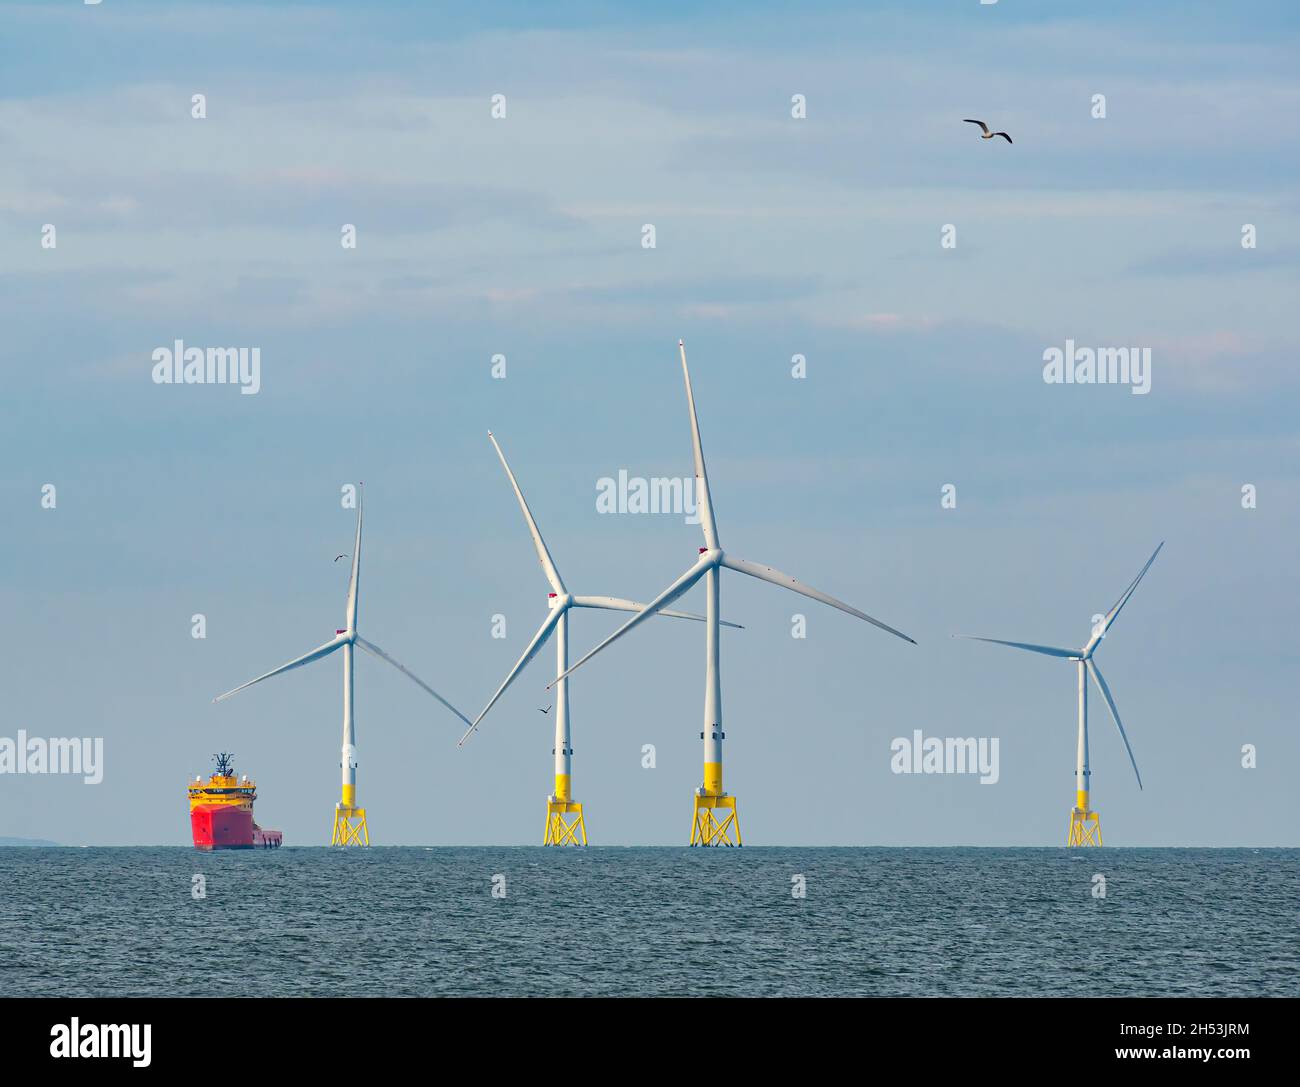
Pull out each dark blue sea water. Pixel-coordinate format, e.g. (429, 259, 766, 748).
(1, 848, 1295, 997)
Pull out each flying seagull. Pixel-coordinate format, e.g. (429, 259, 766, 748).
(964, 119, 1012, 144)
(538, 705, 551, 715)
(334, 554, 348, 562)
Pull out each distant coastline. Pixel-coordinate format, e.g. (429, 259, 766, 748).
(0, 836, 60, 847)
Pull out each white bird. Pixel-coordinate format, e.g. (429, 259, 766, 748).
(964, 119, 1012, 144)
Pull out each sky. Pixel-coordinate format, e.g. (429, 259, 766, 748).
(1, 0, 1296, 846)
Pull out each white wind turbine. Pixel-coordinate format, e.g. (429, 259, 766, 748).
(213, 484, 471, 846)
(460, 431, 739, 845)
(548, 341, 916, 845)
(956, 542, 1163, 846)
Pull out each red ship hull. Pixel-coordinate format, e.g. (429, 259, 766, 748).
(191, 804, 255, 849)
(190, 807, 284, 849)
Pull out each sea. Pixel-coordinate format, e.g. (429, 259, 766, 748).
(1, 847, 1295, 997)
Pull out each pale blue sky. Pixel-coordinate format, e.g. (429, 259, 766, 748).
(1, 1, 1296, 845)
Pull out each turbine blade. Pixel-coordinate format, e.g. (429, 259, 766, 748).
(1087, 659, 1142, 790)
(547, 554, 715, 689)
(679, 340, 720, 550)
(488, 432, 565, 594)
(458, 607, 563, 745)
(721, 555, 916, 644)
(355, 635, 471, 728)
(345, 483, 363, 632)
(213, 636, 344, 702)
(570, 594, 742, 629)
(954, 635, 1077, 659)
(1087, 542, 1164, 651)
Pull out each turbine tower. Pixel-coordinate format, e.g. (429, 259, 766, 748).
(957, 542, 1163, 846)
(550, 341, 916, 846)
(214, 484, 471, 846)
(460, 432, 739, 845)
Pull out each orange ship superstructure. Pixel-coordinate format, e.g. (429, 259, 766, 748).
(189, 753, 282, 850)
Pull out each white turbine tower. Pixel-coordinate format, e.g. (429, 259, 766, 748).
(957, 542, 1163, 846)
(549, 341, 916, 846)
(460, 432, 739, 845)
(213, 484, 471, 846)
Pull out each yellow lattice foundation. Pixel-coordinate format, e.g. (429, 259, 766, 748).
(691, 793, 741, 846)
(1066, 806, 1102, 847)
(543, 799, 587, 846)
(332, 803, 369, 846)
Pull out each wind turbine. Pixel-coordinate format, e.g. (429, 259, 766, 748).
(549, 341, 916, 846)
(213, 484, 471, 846)
(956, 542, 1163, 846)
(461, 432, 740, 845)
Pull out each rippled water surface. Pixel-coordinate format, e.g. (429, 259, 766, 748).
(1, 847, 1295, 996)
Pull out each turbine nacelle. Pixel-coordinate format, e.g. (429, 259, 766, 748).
(1074, 639, 1106, 662)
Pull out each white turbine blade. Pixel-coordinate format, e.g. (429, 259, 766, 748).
(570, 594, 742, 629)
(721, 555, 916, 645)
(213, 636, 344, 703)
(487, 431, 565, 594)
(1087, 659, 1142, 790)
(547, 554, 714, 689)
(345, 483, 363, 632)
(354, 635, 472, 729)
(1086, 541, 1164, 652)
(954, 635, 1077, 658)
(678, 340, 720, 550)
(458, 607, 563, 745)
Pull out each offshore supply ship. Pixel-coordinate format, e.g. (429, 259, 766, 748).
(189, 753, 283, 850)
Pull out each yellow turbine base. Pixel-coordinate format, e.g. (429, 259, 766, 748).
(1066, 806, 1102, 847)
(543, 799, 587, 846)
(332, 803, 369, 847)
(691, 793, 742, 847)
